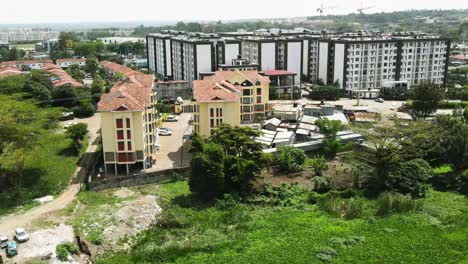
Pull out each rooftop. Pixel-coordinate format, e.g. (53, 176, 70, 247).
(0, 66, 21, 79)
(41, 63, 82, 88)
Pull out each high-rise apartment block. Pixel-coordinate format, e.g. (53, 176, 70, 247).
(147, 30, 449, 97)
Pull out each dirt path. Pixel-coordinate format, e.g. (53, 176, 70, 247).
(0, 114, 101, 236)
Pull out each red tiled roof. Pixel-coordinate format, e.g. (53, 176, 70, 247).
(193, 70, 269, 103)
(99, 61, 140, 77)
(57, 58, 86, 63)
(97, 64, 154, 112)
(262, 70, 296, 76)
(41, 63, 83, 87)
(0, 60, 52, 67)
(0, 66, 21, 78)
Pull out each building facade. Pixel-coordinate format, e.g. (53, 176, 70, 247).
(193, 70, 270, 137)
(98, 61, 159, 175)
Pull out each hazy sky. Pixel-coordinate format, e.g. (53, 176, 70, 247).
(1, 0, 467, 24)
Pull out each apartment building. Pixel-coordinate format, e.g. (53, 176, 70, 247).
(0, 28, 59, 42)
(318, 33, 450, 97)
(98, 61, 158, 175)
(193, 70, 270, 137)
(147, 30, 450, 97)
(146, 33, 173, 78)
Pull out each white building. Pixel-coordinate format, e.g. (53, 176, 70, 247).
(56, 58, 86, 68)
(0, 28, 59, 42)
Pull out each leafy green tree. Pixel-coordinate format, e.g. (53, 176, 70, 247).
(189, 143, 225, 200)
(66, 123, 88, 153)
(411, 82, 445, 119)
(52, 85, 77, 107)
(388, 159, 433, 197)
(434, 115, 468, 171)
(315, 118, 344, 158)
(275, 146, 306, 173)
(308, 156, 328, 176)
(85, 55, 99, 78)
(309, 85, 344, 101)
(67, 64, 85, 81)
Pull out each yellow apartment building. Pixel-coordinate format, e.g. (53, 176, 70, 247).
(193, 70, 270, 137)
(98, 61, 158, 175)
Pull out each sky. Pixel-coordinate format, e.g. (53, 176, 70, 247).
(0, 0, 467, 24)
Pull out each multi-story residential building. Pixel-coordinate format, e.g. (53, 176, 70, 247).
(98, 61, 159, 175)
(193, 70, 270, 137)
(146, 33, 173, 78)
(147, 30, 450, 98)
(0, 28, 59, 42)
(317, 33, 450, 97)
(42, 38, 59, 53)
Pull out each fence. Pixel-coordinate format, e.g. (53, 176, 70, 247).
(87, 167, 190, 191)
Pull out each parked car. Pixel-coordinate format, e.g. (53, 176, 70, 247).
(15, 228, 28, 242)
(59, 112, 74, 121)
(375, 98, 384, 103)
(6, 241, 17, 256)
(165, 115, 178, 122)
(0, 235, 8, 248)
(159, 128, 173, 136)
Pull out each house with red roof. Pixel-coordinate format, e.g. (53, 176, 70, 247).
(193, 70, 270, 137)
(0, 66, 22, 79)
(41, 63, 83, 88)
(97, 61, 158, 175)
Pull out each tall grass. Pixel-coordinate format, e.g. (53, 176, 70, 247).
(376, 192, 423, 216)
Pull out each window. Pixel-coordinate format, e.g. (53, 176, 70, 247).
(256, 88, 261, 95)
(210, 108, 214, 117)
(243, 89, 251, 96)
(117, 130, 124, 140)
(219, 108, 222, 117)
(127, 130, 131, 139)
(210, 119, 214, 128)
(127, 142, 132, 151)
(126, 118, 131, 128)
(118, 142, 125, 151)
(256, 96, 261, 103)
(116, 118, 123, 128)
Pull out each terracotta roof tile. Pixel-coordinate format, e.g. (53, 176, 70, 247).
(0, 66, 21, 78)
(41, 63, 83, 87)
(0, 59, 52, 67)
(97, 63, 154, 112)
(262, 70, 296, 76)
(57, 58, 86, 63)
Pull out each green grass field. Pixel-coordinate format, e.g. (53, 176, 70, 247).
(9, 43, 36, 50)
(96, 181, 468, 264)
(0, 132, 86, 216)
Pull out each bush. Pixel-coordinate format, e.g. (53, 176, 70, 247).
(251, 183, 309, 207)
(56, 242, 79, 261)
(275, 146, 306, 173)
(72, 102, 95, 117)
(311, 175, 333, 193)
(387, 159, 434, 198)
(460, 170, 468, 195)
(317, 194, 368, 219)
(376, 192, 423, 216)
(87, 230, 103, 245)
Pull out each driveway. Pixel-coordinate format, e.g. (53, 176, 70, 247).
(148, 113, 193, 172)
(0, 114, 101, 236)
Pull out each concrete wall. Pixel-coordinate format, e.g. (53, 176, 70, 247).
(318, 42, 329, 83)
(88, 167, 190, 191)
(287, 42, 302, 84)
(261, 43, 276, 71)
(333, 43, 345, 88)
(225, 43, 240, 65)
(196, 44, 212, 76)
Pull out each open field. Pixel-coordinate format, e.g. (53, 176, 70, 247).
(96, 181, 468, 264)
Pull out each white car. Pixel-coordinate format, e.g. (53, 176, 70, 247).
(158, 128, 173, 136)
(0, 235, 8, 248)
(15, 228, 29, 242)
(165, 115, 178, 122)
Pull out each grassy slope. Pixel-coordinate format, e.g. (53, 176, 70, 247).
(0, 132, 86, 216)
(97, 181, 468, 264)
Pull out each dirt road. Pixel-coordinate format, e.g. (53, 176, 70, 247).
(0, 114, 101, 236)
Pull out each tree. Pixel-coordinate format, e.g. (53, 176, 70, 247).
(411, 82, 445, 119)
(67, 64, 85, 81)
(309, 85, 344, 101)
(308, 156, 328, 176)
(388, 159, 433, 197)
(85, 55, 99, 78)
(91, 74, 106, 102)
(315, 118, 344, 158)
(275, 146, 306, 173)
(66, 123, 88, 153)
(189, 143, 225, 200)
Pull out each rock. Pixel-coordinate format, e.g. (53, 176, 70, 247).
(33, 195, 54, 204)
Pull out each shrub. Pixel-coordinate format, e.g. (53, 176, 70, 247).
(461, 170, 468, 195)
(215, 193, 241, 210)
(316, 247, 337, 262)
(376, 192, 423, 216)
(72, 102, 95, 117)
(56, 242, 79, 261)
(275, 146, 306, 173)
(311, 175, 333, 193)
(387, 159, 434, 198)
(317, 194, 367, 219)
(87, 230, 103, 245)
(306, 156, 328, 176)
(251, 183, 309, 207)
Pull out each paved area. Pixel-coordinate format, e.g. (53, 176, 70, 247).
(0, 114, 101, 236)
(148, 113, 193, 172)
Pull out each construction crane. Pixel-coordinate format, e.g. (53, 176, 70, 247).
(355, 1, 374, 105)
(316, 3, 336, 31)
